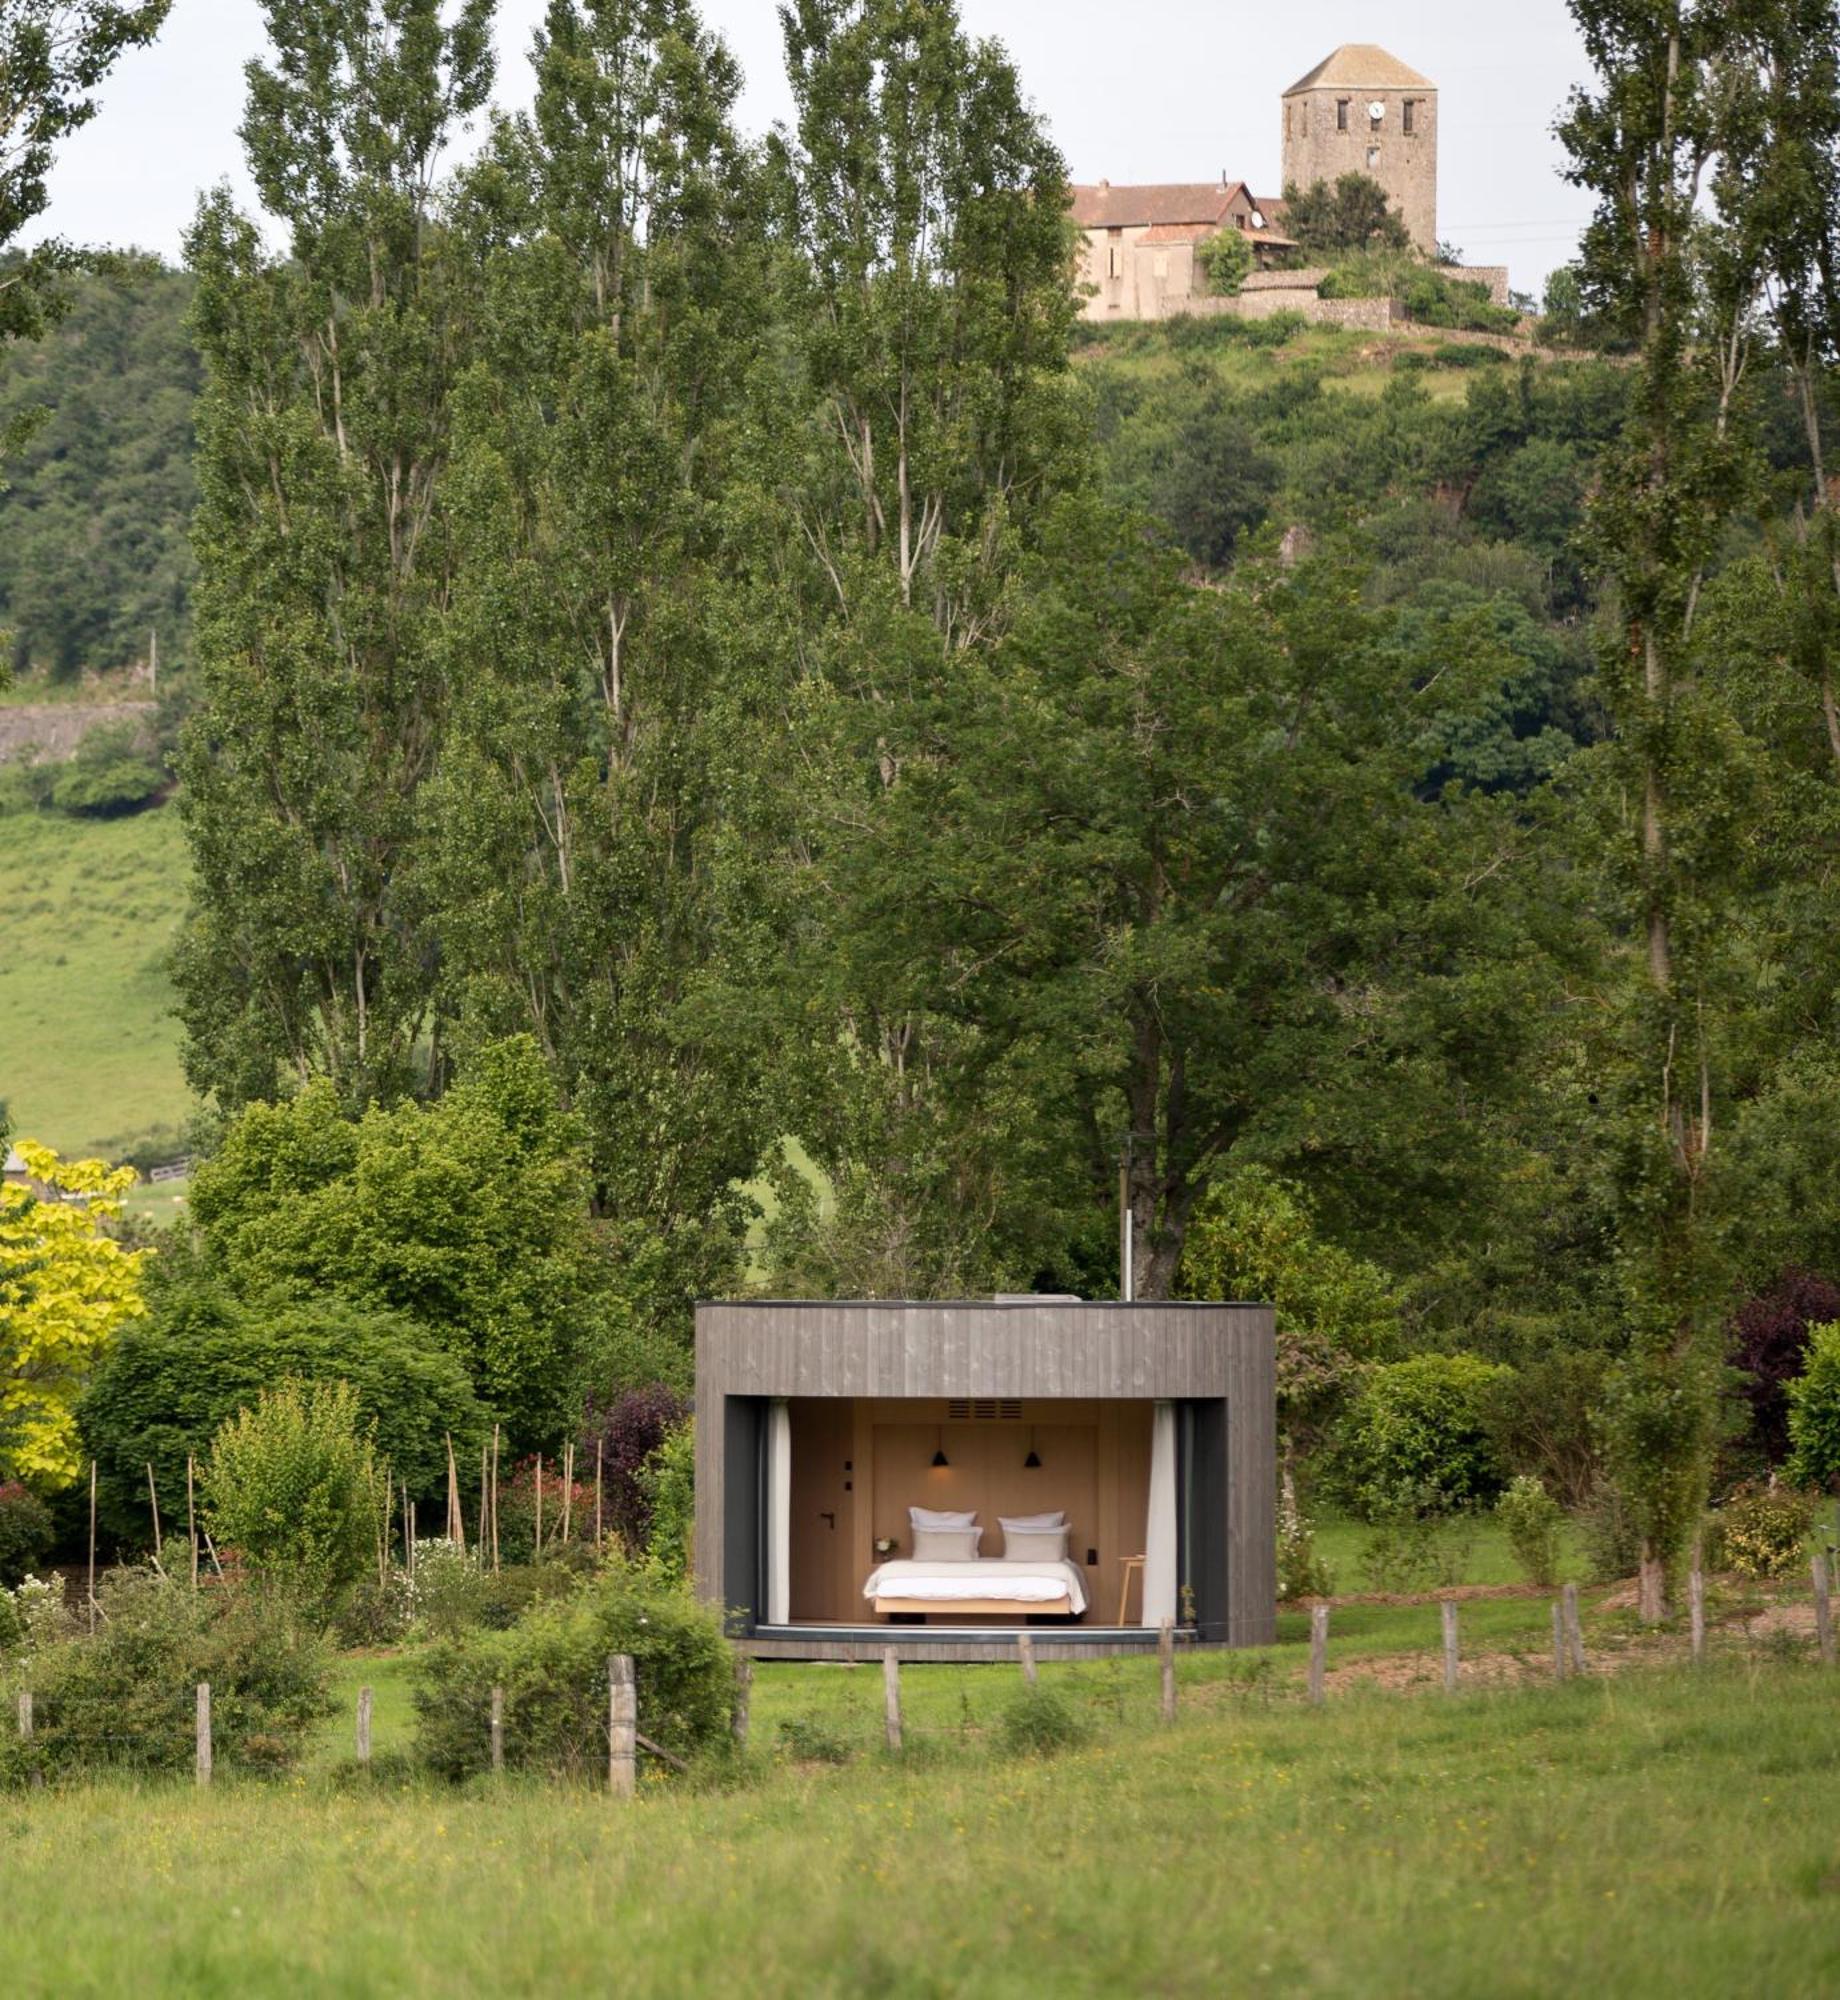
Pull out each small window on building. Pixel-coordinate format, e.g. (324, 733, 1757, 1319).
(1403, 98, 1417, 135)
(1106, 230, 1122, 280)
(1336, 98, 1349, 132)
(1233, 212, 1247, 228)
(1367, 145, 1381, 171)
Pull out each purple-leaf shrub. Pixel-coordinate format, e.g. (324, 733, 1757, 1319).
(1730, 1269, 1840, 1466)
(577, 1385, 690, 1551)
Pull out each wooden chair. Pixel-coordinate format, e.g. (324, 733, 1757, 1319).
(1116, 1553, 1145, 1625)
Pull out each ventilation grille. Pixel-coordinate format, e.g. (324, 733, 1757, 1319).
(945, 1400, 1023, 1421)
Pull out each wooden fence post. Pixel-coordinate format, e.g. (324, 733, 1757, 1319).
(732, 1655, 753, 1751)
(1017, 1633, 1037, 1687)
(356, 1686, 372, 1767)
(1562, 1583, 1587, 1676)
(1441, 1599, 1459, 1694)
(1158, 1619, 1176, 1722)
(18, 1689, 39, 1791)
(1551, 1600, 1568, 1681)
(1814, 1555, 1836, 1668)
(195, 1682, 212, 1788)
(1689, 1565, 1705, 1664)
(609, 1655, 636, 1798)
(490, 1685, 505, 1773)
(1308, 1602, 1328, 1705)
(883, 1647, 903, 1751)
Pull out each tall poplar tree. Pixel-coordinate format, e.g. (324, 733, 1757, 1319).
(175, 0, 493, 1109)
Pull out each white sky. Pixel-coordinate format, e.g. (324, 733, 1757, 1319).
(31, 0, 1594, 297)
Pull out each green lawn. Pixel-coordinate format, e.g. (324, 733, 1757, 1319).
(0, 803, 193, 1159)
(10, 1655, 1840, 1997)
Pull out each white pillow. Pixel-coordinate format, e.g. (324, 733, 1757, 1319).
(910, 1506, 977, 1529)
(911, 1525, 982, 1561)
(999, 1511, 1066, 1531)
(1002, 1525, 1070, 1563)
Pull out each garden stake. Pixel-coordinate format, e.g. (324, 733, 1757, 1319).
(1308, 1603, 1328, 1704)
(356, 1687, 372, 1766)
(1552, 1601, 1568, 1680)
(87, 1458, 97, 1633)
(1562, 1583, 1587, 1675)
(478, 1444, 489, 1568)
(535, 1456, 544, 1559)
(1689, 1566, 1705, 1663)
(562, 1443, 573, 1544)
(195, 1682, 212, 1787)
(1442, 1599, 1459, 1693)
(446, 1433, 464, 1549)
(186, 1453, 198, 1588)
(595, 1441, 604, 1550)
(491, 1425, 501, 1573)
(146, 1461, 163, 1566)
(490, 1686, 504, 1772)
(1159, 1619, 1176, 1721)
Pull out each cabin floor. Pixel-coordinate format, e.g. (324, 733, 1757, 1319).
(744, 1623, 1199, 1663)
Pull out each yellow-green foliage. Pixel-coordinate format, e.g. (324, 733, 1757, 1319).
(0, 1139, 145, 1487)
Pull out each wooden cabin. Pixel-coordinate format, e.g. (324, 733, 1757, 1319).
(693, 1298, 1276, 1662)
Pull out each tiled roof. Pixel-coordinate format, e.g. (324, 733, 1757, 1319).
(1283, 44, 1434, 94)
(1070, 182, 1240, 228)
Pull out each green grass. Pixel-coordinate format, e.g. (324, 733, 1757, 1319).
(0, 803, 192, 1159)
(9, 1656, 1840, 1996)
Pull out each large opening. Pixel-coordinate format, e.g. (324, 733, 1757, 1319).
(775, 1397, 1175, 1629)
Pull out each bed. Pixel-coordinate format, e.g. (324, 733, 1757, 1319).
(864, 1558, 1089, 1618)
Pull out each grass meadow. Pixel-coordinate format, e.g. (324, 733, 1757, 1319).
(0, 802, 191, 1160)
(5, 1649, 1839, 1998)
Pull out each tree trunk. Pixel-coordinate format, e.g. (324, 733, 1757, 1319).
(1638, 1545, 1668, 1625)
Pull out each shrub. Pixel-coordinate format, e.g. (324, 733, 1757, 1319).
(204, 1380, 379, 1606)
(48, 724, 165, 817)
(1196, 226, 1252, 298)
(777, 1714, 853, 1764)
(0, 1569, 331, 1783)
(1787, 1320, 1840, 1492)
(577, 1385, 690, 1551)
(0, 1482, 54, 1587)
(492, 1456, 595, 1566)
(1356, 1510, 1474, 1592)
(79, 1282, 483, 1548)
(997, 1682, 1090, 1759)
(1480, 1350, 1606, 1510)
(1733, 1273, 1840, 1467)
(1275, 1471, 1331, 1601)
(641, 1420, 694, 1581)
(1713, 1480, 1816, 1581)
(0, 1573, 69, 1657)
(1497, 1475, 1564, 1588)
(414, 1557, 734, 1781)
(1578, 1482, 1642, 1584)
(1327, 1354, 1512, 1521)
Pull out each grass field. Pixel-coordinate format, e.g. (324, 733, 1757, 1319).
(0, 802, 192, 1160)
(8, 1650, 1840, 1998)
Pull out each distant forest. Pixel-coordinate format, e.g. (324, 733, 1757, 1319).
(0, 257, 197, 679)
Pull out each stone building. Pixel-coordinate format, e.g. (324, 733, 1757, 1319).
(1280, 44, 1437, 252)
(1068, 43, 1501, 326)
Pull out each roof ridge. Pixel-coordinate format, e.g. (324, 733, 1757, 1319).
(1283, 43, 1434, 95)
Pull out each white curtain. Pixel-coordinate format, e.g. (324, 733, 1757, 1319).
(766, 1399, 791, 1626)
(1142, 1400, 1178, 1626)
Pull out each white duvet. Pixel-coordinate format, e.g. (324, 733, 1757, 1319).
(863, 1558, 1089, 1614)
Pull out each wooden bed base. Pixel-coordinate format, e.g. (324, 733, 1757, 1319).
(873, 1596, 1074, 1617)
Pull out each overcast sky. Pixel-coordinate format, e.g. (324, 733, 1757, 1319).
(32, 0, 1595, 297)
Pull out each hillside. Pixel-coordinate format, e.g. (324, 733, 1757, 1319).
(0, 802, 191, 1160)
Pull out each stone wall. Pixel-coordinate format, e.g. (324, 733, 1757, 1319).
(0, 703, 156, 766)
(1282, 84, 1438, 250)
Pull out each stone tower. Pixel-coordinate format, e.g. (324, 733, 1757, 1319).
(1280, 44, 1437, 252)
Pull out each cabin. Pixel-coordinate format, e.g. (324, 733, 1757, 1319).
(693, 1298, 1276, 1662)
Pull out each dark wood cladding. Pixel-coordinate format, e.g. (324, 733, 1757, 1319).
(694, 1300, 1277, 1649)
(695, 1300, 1269, 1399)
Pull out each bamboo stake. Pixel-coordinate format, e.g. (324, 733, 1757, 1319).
(87, 1459, 97, 1633)
(491, 1425, 501, 1573)
(562, 1443, 574, 1545)
(595, 1441, 604, 1551)
(146, 1461, 163, 1565)
(535, 1456, 544, 1559)
(383, 1465, 393, 1581)
(446, 1433, 463, 1550)
(186, 1454, 199, 1589)
(479, 1443, 489, 1567)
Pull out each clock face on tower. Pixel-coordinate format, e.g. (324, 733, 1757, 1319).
(1367, 101, 1386, 121)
